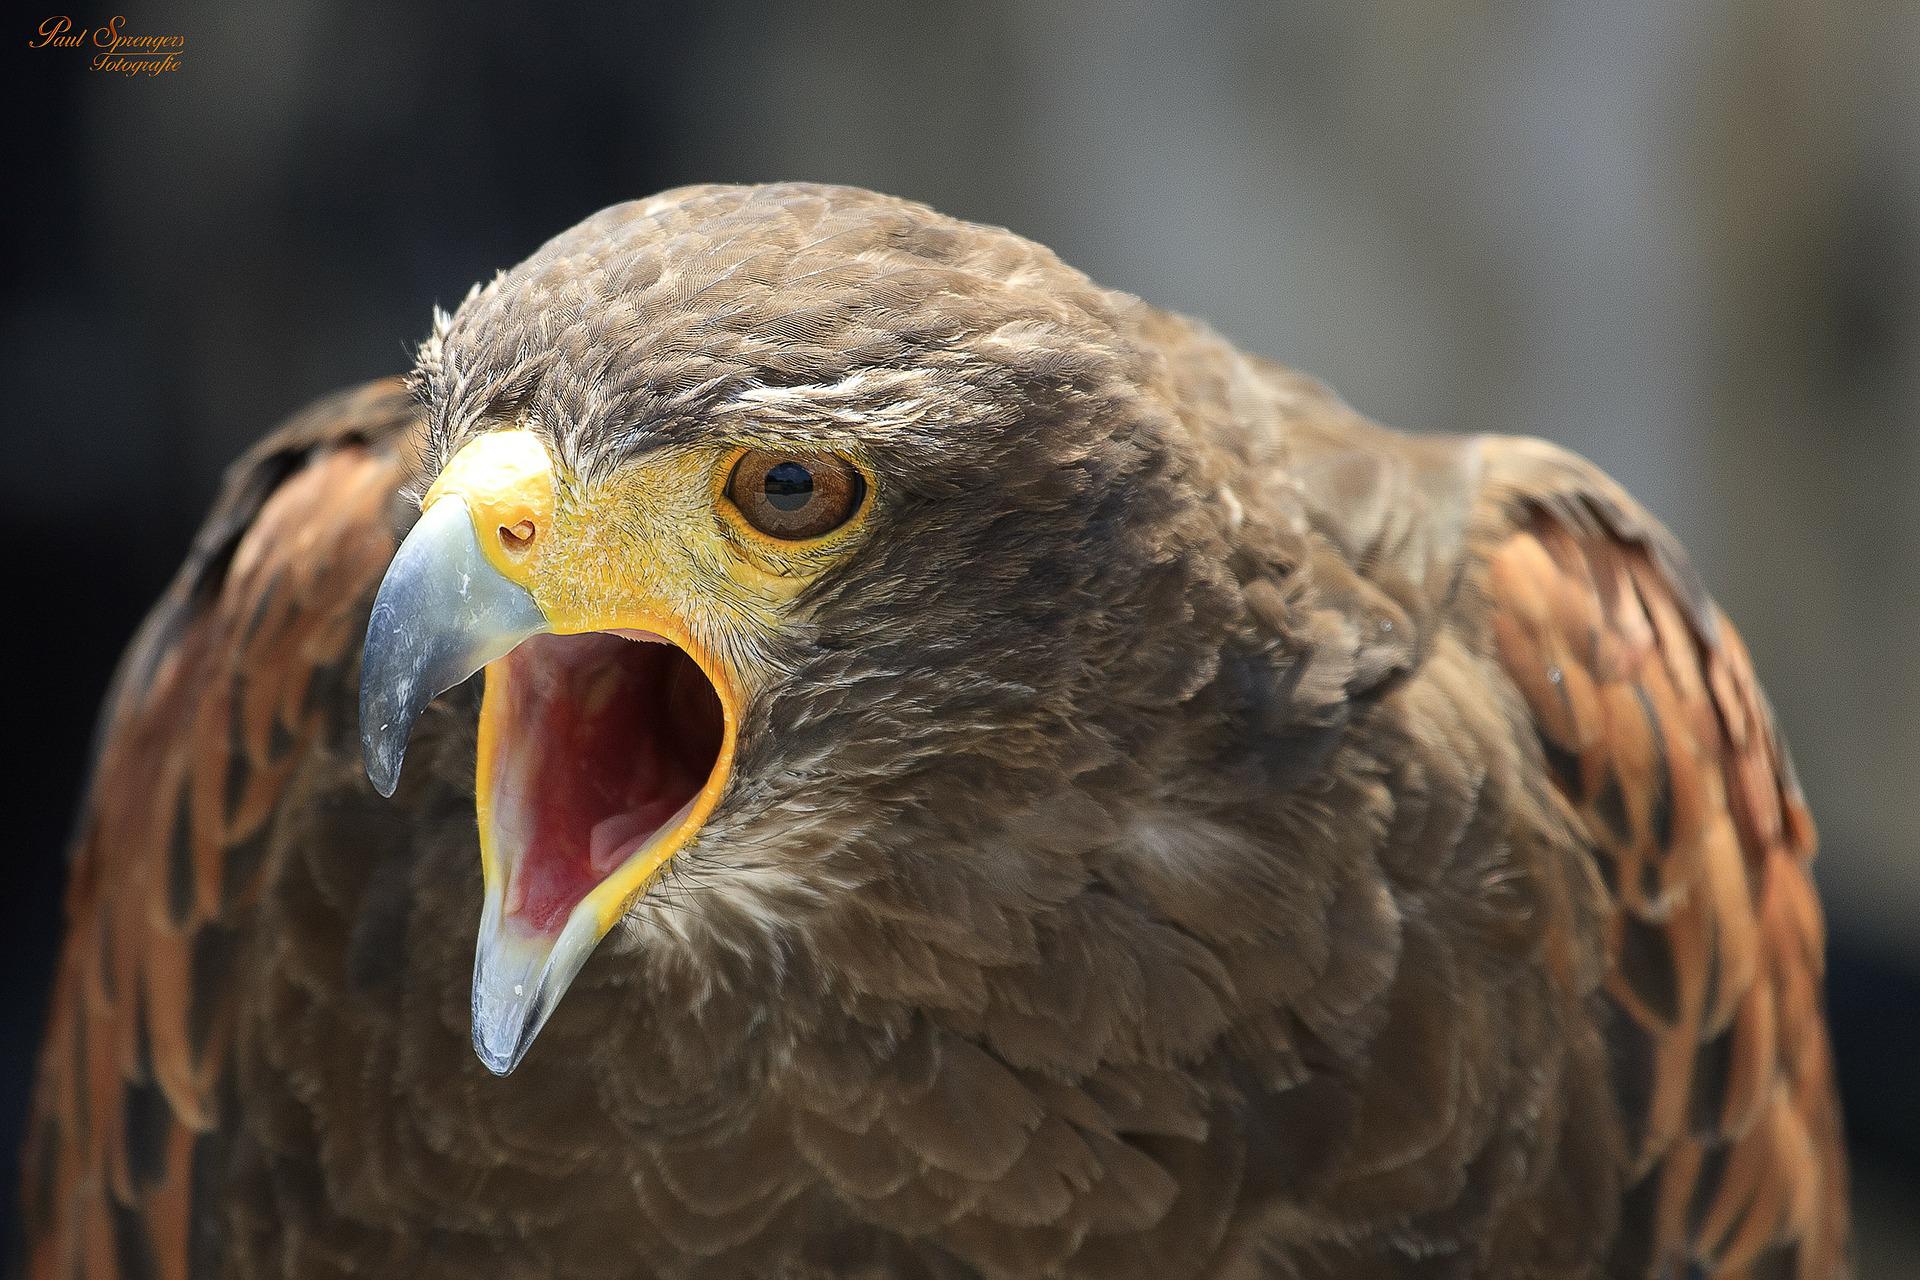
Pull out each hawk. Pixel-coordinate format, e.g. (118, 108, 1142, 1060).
(24, 183, 1848, 1279)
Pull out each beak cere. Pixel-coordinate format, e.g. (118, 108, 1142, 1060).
(358, 430, 737, 1076)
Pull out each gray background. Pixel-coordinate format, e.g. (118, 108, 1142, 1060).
(5, 0, 1915, 1266)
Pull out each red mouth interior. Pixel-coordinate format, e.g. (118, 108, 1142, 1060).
(489, 632, 725, 933)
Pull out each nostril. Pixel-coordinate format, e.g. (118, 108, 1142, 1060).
(499, 519, 537, 552)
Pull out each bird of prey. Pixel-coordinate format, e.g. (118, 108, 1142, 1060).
(24, 183, 1847, 1280)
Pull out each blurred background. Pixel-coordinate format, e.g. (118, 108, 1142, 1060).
(5, 0, 1916, 1267)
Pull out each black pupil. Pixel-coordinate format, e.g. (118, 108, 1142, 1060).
(763, 460, 814, 511)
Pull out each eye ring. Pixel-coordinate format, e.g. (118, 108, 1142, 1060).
(723, 450, 867, 541)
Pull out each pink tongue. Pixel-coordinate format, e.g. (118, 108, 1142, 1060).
(590, 810, 663, 876)
(492, 633, 702, 933)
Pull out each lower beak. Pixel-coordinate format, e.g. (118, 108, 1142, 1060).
(361, 491, 735, 1076)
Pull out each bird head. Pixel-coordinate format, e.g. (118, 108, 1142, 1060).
(360, 184, 1254, 1074)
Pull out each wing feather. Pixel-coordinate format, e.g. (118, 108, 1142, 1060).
(1479, 439, 1848, 1280)
(22, 380, 418, 1280)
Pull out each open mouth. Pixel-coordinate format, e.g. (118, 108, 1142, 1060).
(482, 631, 728, 936)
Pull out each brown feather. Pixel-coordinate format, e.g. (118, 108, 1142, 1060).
(1478, 449, 1849, 1278)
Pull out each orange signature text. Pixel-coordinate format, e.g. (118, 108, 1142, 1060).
(29, 15, 185, 75)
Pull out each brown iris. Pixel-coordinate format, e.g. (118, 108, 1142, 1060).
(725, 450, 866, 540)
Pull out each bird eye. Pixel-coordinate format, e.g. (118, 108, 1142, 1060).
(724, 450, 866, 540)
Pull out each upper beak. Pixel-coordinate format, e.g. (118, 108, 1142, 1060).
(359, 495, 549, 796)
(362, 428, 559, 797)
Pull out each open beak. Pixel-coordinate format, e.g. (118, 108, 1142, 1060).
(360, 431, 737, 1075)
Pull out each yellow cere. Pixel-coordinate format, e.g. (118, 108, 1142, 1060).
(422, 429, 557, 586)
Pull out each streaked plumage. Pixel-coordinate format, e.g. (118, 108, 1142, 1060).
(25, 184, 1847, 1279)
